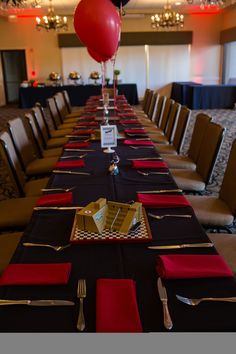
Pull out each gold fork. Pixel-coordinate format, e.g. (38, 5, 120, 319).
(23, 243, 70, 252)
(77, 279, 86, 331)
(148, 213, 192, 220)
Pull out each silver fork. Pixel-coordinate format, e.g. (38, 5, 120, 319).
(130, 146, 154, 149)
(137, 170, 169, 176)
(176, 294, 236, 306)
(148, 213, 192, 220)
(77, 279, 86, 331)
(41, 187, 76, 192)
(23, 243, 70, 252)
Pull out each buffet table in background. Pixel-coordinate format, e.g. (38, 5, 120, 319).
(171, 82, 236, 109)
(19, 84, 139, 108)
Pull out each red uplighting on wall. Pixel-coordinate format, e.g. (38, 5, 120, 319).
(31, 70, 36, 77)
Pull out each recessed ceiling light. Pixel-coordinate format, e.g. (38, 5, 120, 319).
(175, 1, 182, 5)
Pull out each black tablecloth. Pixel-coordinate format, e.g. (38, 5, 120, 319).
(19, 84, 139, 108)
(171, 82, 236, 109)
(1, 115, 236, 332)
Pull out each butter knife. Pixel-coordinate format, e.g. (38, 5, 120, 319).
(137, 189, 183, 194)
(52, 170, 91, 175)
(34, 206, 81, 210)
(148, 243, 214, 250)
(157, 278, 173, 330)
(0, 299, 75, 306)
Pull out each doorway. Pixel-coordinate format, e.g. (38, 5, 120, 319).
(0, 50, 27, 104)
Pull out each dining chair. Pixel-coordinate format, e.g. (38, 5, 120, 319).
(187, 139, 236, 232)
(0, 130, 49, 197)
(7, 118, 58, 177)
(0, 232, 23, 275)
(0, 196, 38, 231)
(33, 103, 72, 138)
(62, 90, 83, 116)
(25, 113, 63, 158)
(150, 102, 181, 144)
(54, 93, 80, 123)
(138, 92, 159, 124)
(143, 90, 154, 115)
(162, 113, 212, 167)
(171, 121, 225, 194)
(47, 97, 76, 130)
(145, 97, 175, 135)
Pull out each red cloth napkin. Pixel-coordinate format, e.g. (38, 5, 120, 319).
(124, 129, 147, 134)
(77, 122, 98, 127)
(35, 192, 73, 207)
(54, 160, 85, 169)
(70, 130, 94, 136)
(118, 112, 136, 117)
(96, 279, 142, 333)
(121, 120, 141, 125)
(116, 95, 126, 100)
(132, 160, 168, 169)
(84, 108, 97, 112)
(77, 115, 96, 120)
(124, 139, 154, 146)
(0, 263, 72, 285)
(64, 142, 90, 149)
(156, 255, 233, 279)
(137, 194, 190, 208)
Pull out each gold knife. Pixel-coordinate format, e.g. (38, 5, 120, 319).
(137, 189, 183, 194)
(52, 170, 91, 175)
(0, 299, 75, 306)
(34, 206, 81, 210)
(157, 278, 173, 330)
(148, 243, 214, 249)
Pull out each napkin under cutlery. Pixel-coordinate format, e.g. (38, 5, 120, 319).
(54, 160, 85, 169)
(132, 160, 168, 169)
(137, 194, 190, 208)
(124, 139, 154, 146)
(64, 142, 90, 149)
(35, 192, 73, 207)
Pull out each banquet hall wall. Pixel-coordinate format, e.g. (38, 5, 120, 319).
(0, 5, 236, 106)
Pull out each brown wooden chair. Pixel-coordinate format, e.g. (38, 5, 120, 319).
(47, 97, 76, 131)
(145, 97, 174, 135)
(62, 90, 83, 116)
(7, 118, 58, 177)
(172, 121, 225, 193)
(187, 139, 236, 232)
(54, 93, 80, 123)
(0, 130, 49, 197)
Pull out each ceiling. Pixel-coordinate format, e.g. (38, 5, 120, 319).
(0, 0, 234, 18)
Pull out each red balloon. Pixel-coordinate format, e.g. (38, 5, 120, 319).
(87, 48, 109, 63)
(74, 0, 121, 60)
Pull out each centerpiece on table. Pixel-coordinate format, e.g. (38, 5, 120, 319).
(68, 71, 81, 85)
(89, 71, 101, 85)
(48, 72, 62, 86)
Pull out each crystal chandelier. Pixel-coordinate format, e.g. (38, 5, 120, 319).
(36, 0, 68, 32)
(0, 0, 41, 8)
(186, 0, 226, 9)
(151, 2, 184, 30)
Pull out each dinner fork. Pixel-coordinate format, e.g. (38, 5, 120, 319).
(23, 243, 71, 252)
(77, 279, 86, 331)
(130, 146, 154, 149)
(148, 213, 192, 220)
(41, 187, 76, 192)
(176, 294, 236, 306)
(137, 170, 169, 176)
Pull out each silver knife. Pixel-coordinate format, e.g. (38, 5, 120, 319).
(64, 149, 95, 152)
(34, 206, 81, 210)
(157, 278, 173, 330)
(127, 157, 163, 161)
(52, 170, 91, 175)
(148, 242, 214, 250)
(0, 299, 75, 306)
(137, 189, 183, 194)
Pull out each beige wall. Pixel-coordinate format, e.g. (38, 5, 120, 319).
(0, 8, 235, 104)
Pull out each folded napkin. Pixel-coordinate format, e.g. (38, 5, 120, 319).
(124, 139, 154, 146)
(64, 142, 90, 149)
(77, 122, 98, 127)
(96, 279, 142, 333)
(118, 112, 136, 117)
(35, 192, 73, 207)
(124, 129, 147, 134)
(156, 254, 233, 279)
(84, 108, 97, 112)
(121, 120, 141, 125)
(0, 263, 72, 285)
(137, 194, 190, 208)
(54, 160, 85, 169)
(132, 160, 168, 169)
(70, 130, 94, 136)
(77, 115, 96, 120)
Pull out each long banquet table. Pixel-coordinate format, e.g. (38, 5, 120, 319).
(18, 84, 139, 108)
(1, 99, 236, 333)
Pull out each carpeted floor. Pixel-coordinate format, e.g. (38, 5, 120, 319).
(1, 105, 236, 203)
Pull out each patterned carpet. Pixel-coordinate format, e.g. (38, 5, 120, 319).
(1, 105, 236, 203)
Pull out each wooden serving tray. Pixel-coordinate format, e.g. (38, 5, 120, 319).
(69, 207, 152, 244)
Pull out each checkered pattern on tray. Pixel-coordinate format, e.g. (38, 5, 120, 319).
(70, 210, 151, 244)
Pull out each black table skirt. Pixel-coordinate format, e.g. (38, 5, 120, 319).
(19, 84, 139, 108)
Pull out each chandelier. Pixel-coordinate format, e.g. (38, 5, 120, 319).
(186, 0, 226, 9)
(151, 2, 184, 30)
(36, 0, 68, 32)
(0, 0, 41, 8)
